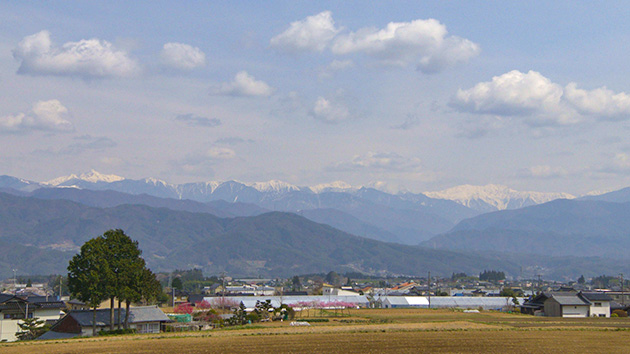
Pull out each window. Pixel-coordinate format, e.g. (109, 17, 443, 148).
(594, 302, 602, 307)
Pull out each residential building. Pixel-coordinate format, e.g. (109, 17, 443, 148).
(0, 294, 65, 342)
(39, 306, 171, 340)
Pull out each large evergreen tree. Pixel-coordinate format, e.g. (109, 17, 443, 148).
(102, 229, 143, 330)
(67, 229, 160, 334)
(67, 236, 113, 336)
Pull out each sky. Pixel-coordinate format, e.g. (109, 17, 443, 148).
(2, 1, 630, 195)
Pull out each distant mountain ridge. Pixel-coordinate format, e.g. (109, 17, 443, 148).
(0, 191, 519, 278)
(423, 199, 630, 258)
(0, 171, 587, 245)
(0, 191, 628, 280)
(425, 184, 575, 212)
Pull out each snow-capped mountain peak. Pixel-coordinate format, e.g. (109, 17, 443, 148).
(310, 181, 355, 193)
(44, 170, 125, 186)
(247, 180, 300, 193)
(425, 184, 575, 211)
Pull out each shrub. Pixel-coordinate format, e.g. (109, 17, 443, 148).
(612, 309, 628, 318)
(174, 303, 194, 314)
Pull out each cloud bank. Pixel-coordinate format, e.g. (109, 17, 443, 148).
(452, 70, 630, 126)
(0, 99, 73, 133)
(271, 12, 480, 73)
(161, 42, 206, 70)
(213, 71, 274, 97)
(13, 31, 139, 78)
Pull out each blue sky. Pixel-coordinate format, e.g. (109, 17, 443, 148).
(2, 1, 630, 195)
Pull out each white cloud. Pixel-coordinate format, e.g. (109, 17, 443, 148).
(452, 70, 630, 126)
(160, 42, 206, 70)
(0, 99, 73, 133)
(175, 114, 221, 127)
(453, 70, 564, 117)
(331, 18, 480, 72)
(207, 147, 235, 160)
(319, 59, 354, 79)
(13, 30, 139, 78)
(311, 96, 350, 123)
(213, 71, 274, 97)
(526, 165, 568, 178)
(613, 153, 630, 169)
(332, 152, 422, 172)
(270, 11, 340, 53)
(564, 83, 630, 120)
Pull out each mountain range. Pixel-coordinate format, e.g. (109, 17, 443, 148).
(1, 190, 628, 281)
(0, 171, 580, 245)
(3, 170, 630, 280)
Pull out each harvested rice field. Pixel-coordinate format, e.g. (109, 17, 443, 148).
(3, 309, 629, 353)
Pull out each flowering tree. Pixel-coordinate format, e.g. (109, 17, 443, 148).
(174, 303, 194, 314)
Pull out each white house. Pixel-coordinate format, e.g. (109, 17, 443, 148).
(581, 292, 613, 317)
(543, 295, 591, 317)
(0, 294, 65, 342)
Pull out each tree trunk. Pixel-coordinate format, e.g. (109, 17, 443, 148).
(117, 299, 122, 330)
(92, 305, 98, 336)
(124, 300, 131, 329)
(110, 297, 115, 331)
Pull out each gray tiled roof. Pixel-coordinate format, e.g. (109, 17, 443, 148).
(550, 295, 590, 306)
(67, 306, 171, 327)
(581, 292, 613, 302)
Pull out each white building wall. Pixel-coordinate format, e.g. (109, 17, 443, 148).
(0, 309, 63, 342)
(590, 302, 611, 317)
(562, 305, 589, 317)
(0, 320, 20, 342)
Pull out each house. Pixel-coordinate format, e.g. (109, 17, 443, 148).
(0, 294, 65, 342)
(521, 289, 612, 317)
(323, 287, 359, 296)
(581, 292, 613, 317)
(543, 294, 591, 317)
(38, 306, 171, 340)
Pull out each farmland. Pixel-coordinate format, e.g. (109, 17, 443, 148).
(3, 309, 629, 353)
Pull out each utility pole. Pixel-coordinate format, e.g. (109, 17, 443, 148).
(221, 272, 226, 309)
(619, 273, 625, 305)
(428, 271, 431, 309)
(12, 269, 17, 294)
(536, 274, 542, 294)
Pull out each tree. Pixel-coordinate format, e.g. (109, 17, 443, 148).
(67, 236, 113, 336)
(16, 317, 47, 340)
(291, 276, 301, 291)
(578, 275, 585, 284)
(172, 277, 183, 291)
(68, 229, 160, 333)
(102, 229, 144, 331)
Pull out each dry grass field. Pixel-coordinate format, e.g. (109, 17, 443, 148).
(3, 308, 630, 353)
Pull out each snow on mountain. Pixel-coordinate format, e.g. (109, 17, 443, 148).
(44, 169, 125, 186)
(424, 184, 575, 211)
(247, 180, 301, 193)
(310, 181, 355, 193)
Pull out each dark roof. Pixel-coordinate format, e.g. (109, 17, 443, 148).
(549, 295, 591, 306)
(581, 292, 613, 302)
(0, 293, 16, 303)
(64, 306, 171, 327)
(36, 331, 80, 341)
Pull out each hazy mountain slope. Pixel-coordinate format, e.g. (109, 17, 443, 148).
(423, 199, 630, 257)
(580, 187, 630, 203)
(296, 208, 403, 244)
(263, 191, 455, 244)
(0, 192, 515, 277)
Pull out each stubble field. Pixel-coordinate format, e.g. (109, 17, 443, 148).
(3, 309, 630, 354)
